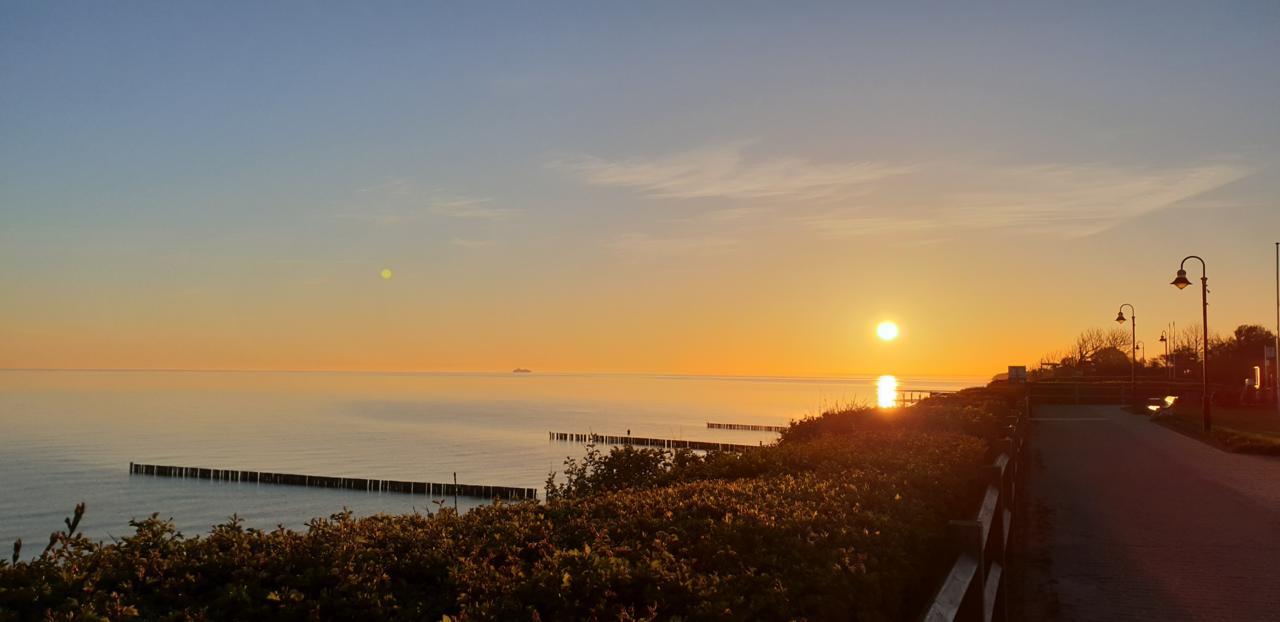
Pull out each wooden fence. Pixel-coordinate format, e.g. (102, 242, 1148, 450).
(129, 462, 537, 500)
(922, 403, 1025, 622)
(549, 432, 759, 452)
(1027, 380, 1211, 406)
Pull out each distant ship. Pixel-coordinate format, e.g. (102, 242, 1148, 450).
(512, 368, 532, 373)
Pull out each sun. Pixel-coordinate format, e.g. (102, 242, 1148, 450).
(380, 268, 393, 280)
(876, 321, 899, 341)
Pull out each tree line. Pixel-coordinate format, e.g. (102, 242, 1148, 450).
(1037, 323, 1276, 386)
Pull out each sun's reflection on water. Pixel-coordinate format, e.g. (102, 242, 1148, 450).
(876, 375, 898, 408)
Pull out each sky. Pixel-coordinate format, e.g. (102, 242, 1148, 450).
(2, 2, 1279, 377)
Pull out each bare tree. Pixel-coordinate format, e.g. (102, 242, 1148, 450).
(1177, 324, 1206, 356)
(1171, 323, 1230, 364)
(1071, 327, 1130, 363)
(1037, 349, 1069, 369)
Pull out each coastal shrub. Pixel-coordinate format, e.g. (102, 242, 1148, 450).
(545, 444, 678, 499)
(781, 387, 1016, 446)
(0, 389, 1010, 620)
(548, 431, 989, 521)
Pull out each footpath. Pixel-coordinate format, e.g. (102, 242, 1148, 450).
(1028, 404, 1280, 621)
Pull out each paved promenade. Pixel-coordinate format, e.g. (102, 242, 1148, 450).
(1029, 404, 1280, 621)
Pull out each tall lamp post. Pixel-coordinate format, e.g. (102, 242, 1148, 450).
(1159, 331, 1170, 380)
(1116, 304, 1137, 405)
(1274, 242, 1279, 413)
(1171, 256, 1211, 431)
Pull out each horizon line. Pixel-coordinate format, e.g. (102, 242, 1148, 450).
(0, 367, 995, 381)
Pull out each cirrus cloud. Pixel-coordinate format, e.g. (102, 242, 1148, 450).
(335, 179, 517, 223)
(553, 143, 1250, 239)
(799, 162, 1250, 238)
(551, 143, 912, 202)
(604, 232, 740, 258)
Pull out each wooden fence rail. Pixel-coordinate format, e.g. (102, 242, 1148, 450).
(549, 432, 759, 452)
(1027, 380, 1216, 406)
(898, 389, 958, 407)
(129, 462, 537, 500)
(922, 401, 1025, 622)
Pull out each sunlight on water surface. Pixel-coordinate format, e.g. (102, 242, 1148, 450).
(876, 375, 898, 408)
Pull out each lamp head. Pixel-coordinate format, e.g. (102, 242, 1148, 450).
(1115, 311, 1126, 324)
(1159, 334, 1167, 343)
(1171, 269, 1192, 290)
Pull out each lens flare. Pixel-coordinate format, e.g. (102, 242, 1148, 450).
(876, 375, 898, 408)
(876, 321, 899, 341)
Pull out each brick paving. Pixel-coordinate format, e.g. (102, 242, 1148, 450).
(1029, 404, 1280, 621)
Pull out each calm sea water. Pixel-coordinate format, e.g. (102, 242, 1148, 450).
(0, 370, 982, 555)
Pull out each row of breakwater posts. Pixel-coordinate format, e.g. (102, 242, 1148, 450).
(922, 395, 1028, 622)
(128, 462, 538, 500)
(706, 422, 788, 432)
(548, 432, 760, 451)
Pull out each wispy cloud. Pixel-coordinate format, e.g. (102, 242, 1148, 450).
(336, 179, 513, 223)
(797, 214, 941, 239)
(356, 178, 414, 198)
(605, 233, 739, 258)
(451, 237, 497, 248)
(552, 143, 911, 202)
(331, 210, 408, 225)
(428, 196, 516, 221)
(936, 163, 1248, 237)
(801, 162, 1248, 239)
(554, 143, 1248, 239)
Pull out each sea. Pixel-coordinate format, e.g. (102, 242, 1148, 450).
(0, 370, 984, 557)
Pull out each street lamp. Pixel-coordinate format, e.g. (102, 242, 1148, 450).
(1116, 304, 1137, 405)
(1171, 256, 1211, 432)
(1159, 331, 1170, 381)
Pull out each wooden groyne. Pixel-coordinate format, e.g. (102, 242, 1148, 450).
(548, 432, 759, 452)
(128, 462, 537, 500)
(706, 422, 788, 432)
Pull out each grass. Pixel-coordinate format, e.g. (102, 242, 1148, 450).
(1151, 401, 1280, 455)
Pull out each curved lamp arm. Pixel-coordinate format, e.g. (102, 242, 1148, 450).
(1116, 303, 1135, 324)
(1180, 255, 1207, 278)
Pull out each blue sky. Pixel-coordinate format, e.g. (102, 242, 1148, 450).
(3, 2, 1279, 374)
